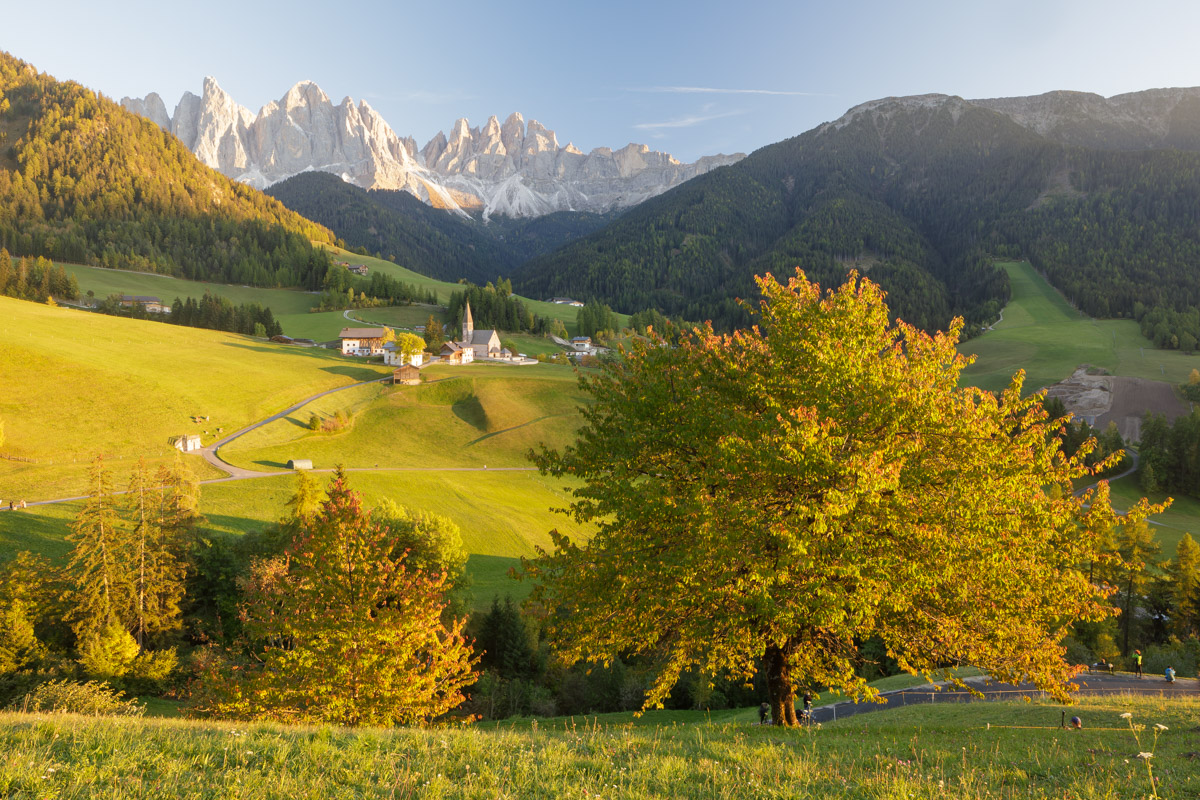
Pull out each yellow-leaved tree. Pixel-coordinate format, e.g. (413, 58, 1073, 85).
(525, 270, 1160, 725)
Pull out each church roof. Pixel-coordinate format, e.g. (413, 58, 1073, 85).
(463, 302, 473, 329)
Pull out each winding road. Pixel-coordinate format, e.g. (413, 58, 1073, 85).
(2, 376, 534, 511)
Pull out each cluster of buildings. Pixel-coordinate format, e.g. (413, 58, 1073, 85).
(337, 303, 525, 373)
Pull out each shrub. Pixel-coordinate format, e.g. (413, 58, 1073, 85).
(6, 679, 145, 716)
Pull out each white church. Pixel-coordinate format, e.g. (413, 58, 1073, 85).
(458, 302, 510, 360)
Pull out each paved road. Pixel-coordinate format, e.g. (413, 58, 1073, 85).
(807, 671, 1195, 724)
(199, 376, 391, 478)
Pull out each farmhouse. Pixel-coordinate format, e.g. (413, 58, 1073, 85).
(171, 434, 202, 452)
(550, 297, 585, 307)
(339, 327, 387, 356)
(392, 364, 420, 385)
(439, 341, 474, 364)
(349, 264, 369, 276)
(382, 342, 425, 367)
(568, 336, 593, 351)
(458, 302, 502, 359)
(120, 295, 168, 313)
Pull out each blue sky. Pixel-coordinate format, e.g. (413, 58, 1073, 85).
(6, 0, 1200, 162)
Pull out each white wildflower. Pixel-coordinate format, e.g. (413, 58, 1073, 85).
(1137, 752, 1154, 760)
(1154, 724, 1168, 731)
(1119, 712, 1133, 719)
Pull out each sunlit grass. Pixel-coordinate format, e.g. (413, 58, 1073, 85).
(0, 693, 1194, 798)
(962, 261, 1200, 392)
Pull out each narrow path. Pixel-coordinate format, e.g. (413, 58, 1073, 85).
(3, 466, 537, 510)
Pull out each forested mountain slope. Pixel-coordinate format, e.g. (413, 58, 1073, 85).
(515, 91, 1200, 343)
(265, 172, 613, 284)
(0, 51, 336, 288)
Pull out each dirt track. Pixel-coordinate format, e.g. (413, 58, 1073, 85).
(1046, 367, 1188, 442)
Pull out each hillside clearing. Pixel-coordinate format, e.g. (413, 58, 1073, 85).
(962, 261, 1200, 392)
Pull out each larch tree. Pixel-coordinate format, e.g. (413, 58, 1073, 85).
(67, 455, 129, 634)
(195, 469, 477, 725)
(525, 270, 1158, 725)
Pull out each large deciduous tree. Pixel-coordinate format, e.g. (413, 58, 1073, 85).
(525, 270, 1156, 725)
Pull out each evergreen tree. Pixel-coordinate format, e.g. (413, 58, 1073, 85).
(67, 456, 130, 635)
(1116, 519, 1160, 654)
(1171, 533, 1200, 637)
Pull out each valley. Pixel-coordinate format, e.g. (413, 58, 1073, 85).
(6, 36, 1200, 790)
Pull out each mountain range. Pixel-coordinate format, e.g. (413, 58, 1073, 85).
(514, 87, 1200, 336)
(121, 79, 744, 219)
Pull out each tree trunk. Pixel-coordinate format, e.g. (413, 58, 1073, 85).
(764, 641, 800, 726)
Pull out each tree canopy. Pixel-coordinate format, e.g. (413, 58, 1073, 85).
(525, 269, 1157, 724)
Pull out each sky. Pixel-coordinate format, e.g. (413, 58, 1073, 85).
(6, 0, 1200, 162)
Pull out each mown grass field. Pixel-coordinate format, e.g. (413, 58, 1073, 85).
(1, 693, 1194, 799)
(1, 313, 589, 603)
(0, 297, 389, 500)
(220, 363, 584, 473)
(961, 261, 1200, 392)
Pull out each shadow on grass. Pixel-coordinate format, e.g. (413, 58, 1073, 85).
(467, 554, 528, 608)
(0, 510, 75, 561)
(251, 460, 290, 470)
(200, 513, 279, 537)
(452, 395, 489, 431)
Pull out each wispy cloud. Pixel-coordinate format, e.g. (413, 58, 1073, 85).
(633, 110, 745, 130)
(632, 86, 830, 97)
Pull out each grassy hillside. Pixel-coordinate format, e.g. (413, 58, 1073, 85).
(220, 364, 583, 471)
(0, 296, 389, 500)
(0, 305, 589, 602)
(1, 693, 1194, 798)
(321, 245, 628, 336)
(60, 262, 348, 341)
(961, 261, 1200, 392)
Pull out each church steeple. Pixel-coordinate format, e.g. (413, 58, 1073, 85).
(462, 301, 474, 344)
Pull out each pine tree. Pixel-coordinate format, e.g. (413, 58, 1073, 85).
(126, 459, 187, 650)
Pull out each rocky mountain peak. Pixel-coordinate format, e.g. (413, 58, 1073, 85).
(123, 79, 746, 218)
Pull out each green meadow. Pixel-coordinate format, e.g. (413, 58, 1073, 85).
(0, 301, 589, 602)
(322, 245, 629, 335)
(59, 262, 350, 342)
(1, 693, 1195, 799)
(0, 297, 390, 500)
(961, 261, 1200, 392)
(220, 363, 584, 472)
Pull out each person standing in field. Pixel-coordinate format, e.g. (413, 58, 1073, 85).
(1133, 650, 1143, 678)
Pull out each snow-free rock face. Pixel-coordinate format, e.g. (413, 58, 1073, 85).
(122, 78, 745, 219)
